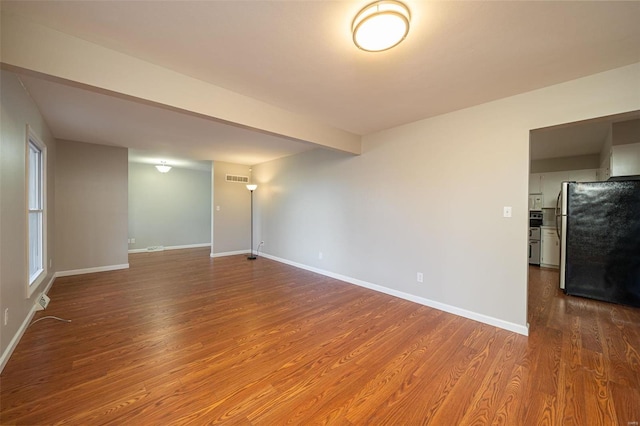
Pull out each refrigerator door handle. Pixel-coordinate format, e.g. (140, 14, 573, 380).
(559, 182, 569, 291)
(555, 189, 564, 239)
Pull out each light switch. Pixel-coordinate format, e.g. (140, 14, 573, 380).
(503, 206, 512, 218)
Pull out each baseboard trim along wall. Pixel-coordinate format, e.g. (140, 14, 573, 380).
(210, 250, 249, 258)
(56, 263, 130, 277)
(2, 262, 128, 372)
(128, 243, 211, 254)
(0, 274, 56, 374)
(260, 253, 529, 336)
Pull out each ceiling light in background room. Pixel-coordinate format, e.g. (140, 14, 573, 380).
(155, 161, 172, 173)
(352, 0, 411, 52)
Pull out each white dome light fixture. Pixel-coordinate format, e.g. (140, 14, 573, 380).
(352, 0, 411, 52)
(155, 161, 172, 173)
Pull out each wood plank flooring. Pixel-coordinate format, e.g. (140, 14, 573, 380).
(1, 248, 639, 424)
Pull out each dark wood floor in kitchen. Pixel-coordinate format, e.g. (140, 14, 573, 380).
(1, 248, 639, 425)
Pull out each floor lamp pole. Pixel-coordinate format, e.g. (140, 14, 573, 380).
(248, 188, 256, 260)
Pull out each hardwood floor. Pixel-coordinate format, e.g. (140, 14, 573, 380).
(1, 248, 639, 425)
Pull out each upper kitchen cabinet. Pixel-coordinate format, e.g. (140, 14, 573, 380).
(598, 143, 640, 180)
(529, 173, 543, 194)
(541, 171, 568, 207)
(532, 169, 597, 208)
(611, 143, 640, 178)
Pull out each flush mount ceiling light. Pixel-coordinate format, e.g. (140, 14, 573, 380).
(352, 0, 411, 52)
(155, 161, 172, 173)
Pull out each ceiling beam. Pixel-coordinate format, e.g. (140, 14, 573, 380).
(0, 13, 361, 156)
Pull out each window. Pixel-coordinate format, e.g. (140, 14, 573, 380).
(27, 128, 46, 292)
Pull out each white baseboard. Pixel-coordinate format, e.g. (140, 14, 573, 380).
(540, 263, 559, 269)
(1, 263, 129, 372)
(210, 250, 249, 258)
(0, 273, 58, 373)
(129, 243, 211, 254)
(260, 253, 529, 336)
(43, 273, 56, 294)
(1, 250, 528, 374)
(56, 263, 129, 277)
(0, 303, 38, 374)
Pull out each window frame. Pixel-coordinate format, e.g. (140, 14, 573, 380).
(26, 126, 47, 297)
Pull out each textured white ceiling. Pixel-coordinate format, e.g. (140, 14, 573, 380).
(3, 1, 640, 163)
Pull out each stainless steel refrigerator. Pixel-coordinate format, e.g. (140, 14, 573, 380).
(556, 180, 640, 308)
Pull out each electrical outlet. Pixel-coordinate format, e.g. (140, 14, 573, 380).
(503, 206, 512, 218)
(131, 238, 136, 244)
(4, 308, 8, 326)
(417, 272, 424, 283)
(318, 252, 323, 260)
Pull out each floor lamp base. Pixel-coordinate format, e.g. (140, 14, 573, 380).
(247, 256, 257, 260)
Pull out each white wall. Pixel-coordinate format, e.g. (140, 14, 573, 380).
(212, 162, 252, 255)
(128, 162, 211, 250)
(0, 70, 56, 368)
(55, 140, 128, 273)
(254, 63, 640, 335)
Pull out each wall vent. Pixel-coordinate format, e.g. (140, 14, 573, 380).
(225, 174, 249, 183)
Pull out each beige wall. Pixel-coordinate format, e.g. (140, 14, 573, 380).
(0, 70, 57, 367)
(600, 125, 614, 169)
(530, 154, 600, 173)
(55, 140, 128, 272)
(254, 63, 640, 335)
(128, 162, 211, 250)
(612, 118, 640, 145)
(213, 162, 252, 255)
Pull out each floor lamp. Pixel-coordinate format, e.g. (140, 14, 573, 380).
(246, 184, 257, 260)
